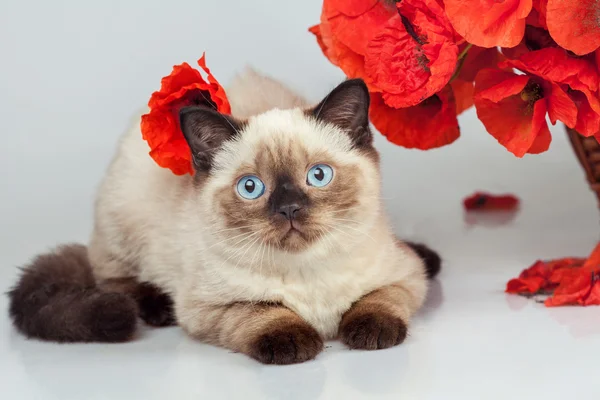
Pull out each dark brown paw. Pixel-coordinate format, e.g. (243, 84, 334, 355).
(136, 283, 176, 327)
(86, 292, 138, 342)
(340, 312, 407, 350)
(249, 323, 323, 365)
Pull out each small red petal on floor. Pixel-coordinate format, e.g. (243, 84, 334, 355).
(463, 192, 520, 211)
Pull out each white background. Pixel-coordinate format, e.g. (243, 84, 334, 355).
(1, 1, 599, 399)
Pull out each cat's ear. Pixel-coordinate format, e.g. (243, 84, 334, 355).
(179, 106, 242, 172)
(311, 79, 372, 148)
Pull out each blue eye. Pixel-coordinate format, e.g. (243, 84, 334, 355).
(307, 164, 334, 187)
(237, 175, 265, 200)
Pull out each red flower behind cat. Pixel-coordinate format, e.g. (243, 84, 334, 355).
(502, 48, 600, 137)
(310, 0, 462, 149)
(140, 55, 231, 175)
(473, 48, 600, 157)
(365, 0, 460, 108)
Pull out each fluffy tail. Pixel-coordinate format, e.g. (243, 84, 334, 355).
(405, 242, 442, 279)
(7, 244, 138, 343)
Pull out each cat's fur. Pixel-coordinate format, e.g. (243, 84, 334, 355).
(8, 69, 440, 364)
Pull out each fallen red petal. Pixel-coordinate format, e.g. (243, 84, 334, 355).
(463, 192, 520, 211)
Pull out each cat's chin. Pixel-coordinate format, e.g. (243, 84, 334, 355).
(276, 227, 312, 253)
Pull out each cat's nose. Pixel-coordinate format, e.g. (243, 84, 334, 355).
(278, 204, 301, 221)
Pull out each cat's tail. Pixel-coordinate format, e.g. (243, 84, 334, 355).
(7, 244, 138, 343)
(405, 242, 442, 279)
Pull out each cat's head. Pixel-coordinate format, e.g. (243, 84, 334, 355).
(180, 79, 382, 256)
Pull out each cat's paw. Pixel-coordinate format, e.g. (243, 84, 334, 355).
(340, 311, 407, 350)
(249, 323, 323, 364)
(136, 282, 176, 327)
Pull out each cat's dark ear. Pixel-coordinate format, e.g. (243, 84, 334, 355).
(179, 106, 242, 172)
(311, 79, 372, 148)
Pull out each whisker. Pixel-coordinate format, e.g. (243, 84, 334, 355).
(216, 230, 263, 258)
(327, 224, 355, 240)
(249, 239, 264, 273)
(207, 229, 261, 250)
(258, 240, 268, 276)
(330, 221, 377, 243)
(210, 223, 268, 235)
(269, 241, 276, 273)
(233, 235, 263, 270)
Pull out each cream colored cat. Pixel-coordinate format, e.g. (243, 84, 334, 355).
(9, 69, 440, 364)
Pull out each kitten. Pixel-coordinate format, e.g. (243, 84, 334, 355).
(8, 69, 441, 364)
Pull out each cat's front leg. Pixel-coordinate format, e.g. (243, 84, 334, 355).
(177, 301, 323, 364)
(338, 273, 428, 350)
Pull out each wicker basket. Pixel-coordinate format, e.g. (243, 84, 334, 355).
(567, 127, 600, 205)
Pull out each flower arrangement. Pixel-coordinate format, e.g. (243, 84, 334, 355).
(309, 0, 600, 157)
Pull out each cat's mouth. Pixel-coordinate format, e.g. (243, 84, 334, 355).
(266, 218, 316, 252)
(279, 223, 311, 249)
(284, 223, 306, 238)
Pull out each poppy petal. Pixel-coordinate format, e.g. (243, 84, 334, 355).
(501, 48, 599, 99)
(329, 0, 379, 17)
(326, 0, 393, 56)
(369, 87, 460, 150)
(527, 103, 552, 154)
(546, 82, 577, 127)
(546, 0, 600, 55)
(445, 0, 532, 48)
(450, 79, 475, 115)
(309, 24, 329, 55)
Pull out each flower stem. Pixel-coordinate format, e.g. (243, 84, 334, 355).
(458, 43, 473, 61)
(450, 44, 474, 82)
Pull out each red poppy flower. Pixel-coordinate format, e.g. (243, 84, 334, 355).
(546, 0, 600, 56)
(474, 69, 552, 157)
(445, 0, 532, 48)
(364, 0, 460, 108)
(369, 86, 459, 150)
(463, 192, 520, 211)
(140, 55, 231, 175)
(501, 48, 600, 136)
(310, 0, 461, 149)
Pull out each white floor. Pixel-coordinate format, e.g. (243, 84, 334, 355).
(2, 1, 600, 399)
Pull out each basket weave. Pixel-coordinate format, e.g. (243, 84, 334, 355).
(567, 127, 600, 205)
